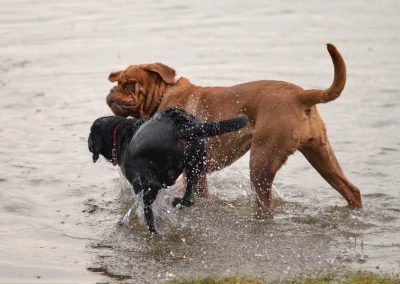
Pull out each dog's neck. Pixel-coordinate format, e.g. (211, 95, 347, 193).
(160, 76, 182, 100)
(110, 118, 144, 166)
(161, 77, 196, 105)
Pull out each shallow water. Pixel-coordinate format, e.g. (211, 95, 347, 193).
(1, 0, 400, 283)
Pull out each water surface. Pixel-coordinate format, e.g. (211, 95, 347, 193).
(0, 0, 399, 283)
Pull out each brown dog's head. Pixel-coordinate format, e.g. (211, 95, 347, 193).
(106, 63, 176, 118)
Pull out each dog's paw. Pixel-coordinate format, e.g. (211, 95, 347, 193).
(172, 198, 183, 208)
(172, 197, 194, 208)
(148, 227, 158, 235)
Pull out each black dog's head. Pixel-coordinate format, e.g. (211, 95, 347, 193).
(88, 116, 126, 163)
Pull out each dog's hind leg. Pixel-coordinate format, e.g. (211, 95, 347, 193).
(300, 139, 362, 208)
(194, 172, 209, 198)
(249, 141, 288, 216)
(172, 169, 196, 208)
(181, 170, 209, 198)
(173, 140, 206, 207)
(143, 188, 160, 234)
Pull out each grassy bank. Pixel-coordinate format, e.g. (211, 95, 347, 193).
(166, 272, 400, 284)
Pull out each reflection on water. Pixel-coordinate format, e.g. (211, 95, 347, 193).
(1, 0, 400, 282)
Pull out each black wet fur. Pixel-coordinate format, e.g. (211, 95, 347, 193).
(88, 108, 248, 234)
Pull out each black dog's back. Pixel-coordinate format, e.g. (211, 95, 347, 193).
(145, 108, 249, 140)
(129, 116, 182, 161)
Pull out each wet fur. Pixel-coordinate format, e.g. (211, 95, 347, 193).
(88, 108, 248, 233)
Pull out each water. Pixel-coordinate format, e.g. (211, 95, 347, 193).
(1, 0, 399, 283)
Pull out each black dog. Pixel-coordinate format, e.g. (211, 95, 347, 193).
(88, 108, 248, 233)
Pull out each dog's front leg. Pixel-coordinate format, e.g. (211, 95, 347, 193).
(143, 188, 159, 234)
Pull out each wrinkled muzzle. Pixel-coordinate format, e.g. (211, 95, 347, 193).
(106, 89, 140, 117)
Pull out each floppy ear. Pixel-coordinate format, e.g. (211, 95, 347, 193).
(142, 63, 176, 84)
(108, 71, 122, 83)
(88, 132, 102, 163)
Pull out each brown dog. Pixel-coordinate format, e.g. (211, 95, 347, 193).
(106, 44, 362, 214)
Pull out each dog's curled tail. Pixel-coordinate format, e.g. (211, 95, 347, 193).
(299, 43, 346, 106)
(182, 114, 249, 139)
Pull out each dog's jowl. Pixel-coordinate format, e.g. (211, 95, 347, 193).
(88, 108, 248, 233)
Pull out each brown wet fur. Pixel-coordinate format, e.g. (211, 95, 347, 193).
(105, 44, 362, 213)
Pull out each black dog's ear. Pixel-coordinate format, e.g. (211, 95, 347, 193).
(88, 132, 102, 163)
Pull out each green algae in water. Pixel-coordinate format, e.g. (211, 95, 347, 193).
(166, 272, 400, 284)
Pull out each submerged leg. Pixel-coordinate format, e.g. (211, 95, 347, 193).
(143, 188, 160, 234)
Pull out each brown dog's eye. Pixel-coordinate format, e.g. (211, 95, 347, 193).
(123, 81, 136, 93)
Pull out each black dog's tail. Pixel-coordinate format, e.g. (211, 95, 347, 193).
(181, 114, 249, 139)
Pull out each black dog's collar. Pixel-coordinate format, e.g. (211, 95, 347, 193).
(112, 124, 119, 166)
(111, 118, 145, 166)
